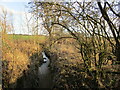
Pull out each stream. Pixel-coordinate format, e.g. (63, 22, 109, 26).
(38, 52, 53, 88)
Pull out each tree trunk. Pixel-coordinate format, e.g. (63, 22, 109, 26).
(97, 2, 120, 64)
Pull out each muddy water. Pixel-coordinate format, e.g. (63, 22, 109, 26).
(38, 52, 53, 88)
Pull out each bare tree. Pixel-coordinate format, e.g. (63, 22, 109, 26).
(0, 7, 14, 34)
(29, 0, 120, 88)
(97, 1, 120, 63)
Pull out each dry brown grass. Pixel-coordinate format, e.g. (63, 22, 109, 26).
(46, 38, 120, 89)
(51, 38, 82, 63)
(2, 34, 45, 88)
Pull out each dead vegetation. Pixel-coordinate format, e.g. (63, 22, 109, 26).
(44, 38, 120, 89)
(2, 34, 46, 88)
(1, 1, 120, 89)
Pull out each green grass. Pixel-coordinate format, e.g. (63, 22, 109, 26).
(7, 34, 47, 41)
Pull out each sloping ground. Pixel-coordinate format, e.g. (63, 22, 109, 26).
(45, 38, 120, 89)
(2, 35, 46, 88)
(2, 34, 120, 89)
(15, 52, 43, 88)
(16, 52, 53, 89)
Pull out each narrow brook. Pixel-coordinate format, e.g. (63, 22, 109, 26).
(38, 52, 53, 88)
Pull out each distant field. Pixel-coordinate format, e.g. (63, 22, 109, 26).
(6, 34, 47, 41)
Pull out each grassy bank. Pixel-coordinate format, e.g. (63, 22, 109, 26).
(2, 34, 120, 89)
(2, 34, 46, 88)
(45, 38, 120, 89)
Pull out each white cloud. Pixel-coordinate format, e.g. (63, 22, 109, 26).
(0, 3, 45, 35)
(0, 5, 25, 15)
(0, 4, 31, 34)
